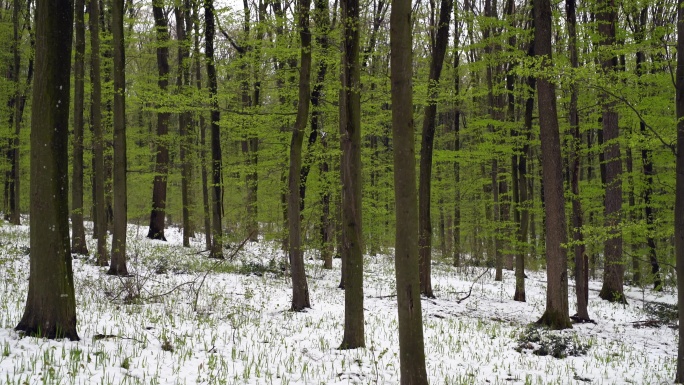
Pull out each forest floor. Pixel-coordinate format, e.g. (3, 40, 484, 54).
(0, 221, 677, 384)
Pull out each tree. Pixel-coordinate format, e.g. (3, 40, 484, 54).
(339, 0, 364, 349)
(205, 0, 224, 259)
(109, 0, 129, 276)
(90, 0, 108, 267)
(176, 0, 193, 248)
(418, 0, 452, 298)
(15, 0, 79, 340)
(674, 1, 684, 382)
(71, 0, 89, 256)
(566, 0, 589, 321)
(390, 0, 429, 381)
(287, 0, 312, 311)
(534, 0, 571, 330)
(147, 0, 171, 242)
(597, 0, 625, 303)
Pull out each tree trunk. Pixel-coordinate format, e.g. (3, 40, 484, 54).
(176, 1, 192, 248)
(205, 0, 223, 258)
(567, 0, 589, 321)
(90, 0, 108, 267)
(108, 0, 128, 276)
(635, 6, 661, 291)
(339, 0, 364, 349)
(147, 1, 171, 241)
(418, 0, 452, 297)
(390, 0, 429, 382)
(193, 2, 211, 251)
(534, 0, 571, 330)
(288, 0, 312, 311)
(15, 0, 79, 341)
(71, 0, 89, 255)
(675, 0, 684, 381)
(597, 0, 625, 303)
(453, 4, 461, 268)
(5, 0, 22, 226)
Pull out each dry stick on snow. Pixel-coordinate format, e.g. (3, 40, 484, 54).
(454, 267, 490, 304)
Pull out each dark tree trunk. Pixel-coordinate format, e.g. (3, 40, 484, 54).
(108, 0, 128, 276)
(148, 1, 171, 242)
(339, 0, 364, 349)
(16, 0, 79, 341)
(71, 0, 89, 255)
(534, 0, 571, 330)
(635, 6, 661, 291)
(312, 0, 333, 269)
(675, 0, 684, 382)
(453, 4, 461, 268)
(597, 0, 625, 303)
(390, 0, 429, 382)
(287, 0, 312, 311)
(193, 2, 211, 251)
(90, 0, 108, 266)
(176, 1, 192, 248)
(418, 0, 452, 297)
(5, 0, 23, 226)
(205, 0, 223, 258)
(567, 0, 589, 321)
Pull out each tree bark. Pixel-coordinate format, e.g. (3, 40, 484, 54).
(108, 0, 128, 276)
(339, 0, 364, 349)
(534, 0, 571, 330)
(597, 0, 625, 303)
(90, 0, 108, 267)
(567, 0, 589, 321)
(287, 0, 312, 311)
(390, 0, 429, 381)
(71, 0, 89, 255)
(176, 1, 193, 247)
(205, 0, 223, 258)
(675, 0, 684, 382)
(147, 1, 171, 242)
(418, 0, 452, 298)
(15, 0, 79, 341)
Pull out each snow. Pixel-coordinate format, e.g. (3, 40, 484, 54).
(0, 222, 676, 384)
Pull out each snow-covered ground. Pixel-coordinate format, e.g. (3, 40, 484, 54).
(0, 222, 676, 384)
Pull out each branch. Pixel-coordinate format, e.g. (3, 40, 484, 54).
(590, 85, 676, 155)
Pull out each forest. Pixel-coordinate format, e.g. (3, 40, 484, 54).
(0, 0, 682, 383)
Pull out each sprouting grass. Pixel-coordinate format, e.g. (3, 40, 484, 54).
(0, 222, 676, 384)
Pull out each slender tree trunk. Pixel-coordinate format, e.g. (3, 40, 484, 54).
(534, 0, 571, 330)
(205, 0, 223, 258)
(108, 0, 128, 276)
(6, 0, 21, 226)
(71, 0, 89, 255)
(635, 6, 661, 291)
(567, 0, 589, 321)
(675, 0, 684, 382)
(418, 0, 452, 297)
(453, 4, 461, 268)
(390, 0, 429, 381)
(176, 2, 192, 247)
(193, 2, 211, 251)
(16, 0, 79, 341)
(288, 0, 312, 311)
(597, 0, 625, 303)
(339, 0, 364, 349)
(90, 0, 108, 266)
(147, 1, 171, 241)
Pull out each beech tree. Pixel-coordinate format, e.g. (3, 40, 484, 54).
(15, 0, 79, 340)
(390, 0, 428, 381)
(674, 0, 684, 382)
(534, 0, 571, 330)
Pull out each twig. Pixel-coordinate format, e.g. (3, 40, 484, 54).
(455, 268, 490, 304)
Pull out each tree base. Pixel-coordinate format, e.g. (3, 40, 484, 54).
(598, 288, 627, 304)
(513, 290, 526, 302)
(570, 314, 595, 324)
(16, 319, 79, 341)
(536, 309, 572, 330)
